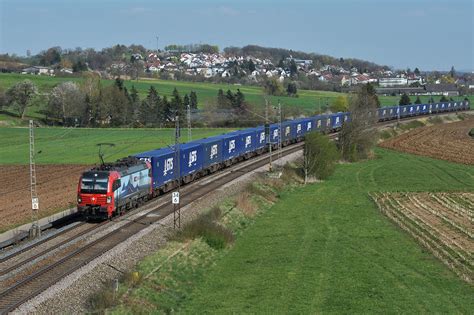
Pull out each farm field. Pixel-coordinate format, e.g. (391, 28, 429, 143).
(380, 117, 474, 165)
(174, 148, 474, 313)
(0, 127, 231, 165)
(371, 192, 473, 283)
(0, 165, 87, 233)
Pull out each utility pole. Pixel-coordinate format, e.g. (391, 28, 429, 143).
(156, 36, 159, 53)
(173, 115, 181, 229)
(277, 100, 282, 164)
(187, 104, 192, 142)
(29, 120, 41, 238)
(265, 98, 272, 172)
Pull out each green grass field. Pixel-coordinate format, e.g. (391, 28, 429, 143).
(177, 148, 474, 313)
(0, 127, 232, 164)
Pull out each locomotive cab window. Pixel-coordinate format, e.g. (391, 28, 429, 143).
(80, 172, 109, 194)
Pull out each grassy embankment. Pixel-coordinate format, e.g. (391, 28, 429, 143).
(107, 148, 474, 314)
(0, 127, 232, 165)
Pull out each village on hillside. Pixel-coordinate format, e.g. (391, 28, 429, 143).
(3, 44, 473, 97)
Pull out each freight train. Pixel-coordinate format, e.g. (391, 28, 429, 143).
(77, 100, 470, 219)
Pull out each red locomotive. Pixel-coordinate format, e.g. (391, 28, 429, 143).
(77, 157, 152, 220)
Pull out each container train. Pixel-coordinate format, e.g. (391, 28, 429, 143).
(77, 100, 470, 219)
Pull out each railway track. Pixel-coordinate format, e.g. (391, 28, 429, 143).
(0, 142, 304, 314)
(0, 222, 104, 278)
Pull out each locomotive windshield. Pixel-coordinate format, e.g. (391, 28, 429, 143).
(80, 172, 109, 194)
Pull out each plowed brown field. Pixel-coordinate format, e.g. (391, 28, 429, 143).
(372, 192, 473, 283)
(380, 118, 474, 165)
(0, 165, 89, 232)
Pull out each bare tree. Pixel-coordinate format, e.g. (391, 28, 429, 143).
(338, 84, 379, 161)
(6, 80, 38, 119)
(48, 82, 85, 125)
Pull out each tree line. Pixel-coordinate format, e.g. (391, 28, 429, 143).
(1, 75, 198, 127)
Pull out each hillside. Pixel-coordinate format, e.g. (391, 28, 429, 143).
(1, 73, 469, 128)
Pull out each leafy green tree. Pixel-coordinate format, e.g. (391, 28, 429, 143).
(171, 88, 184, 120)
(6, 80, 38, 119)
(440, 95, 449, 102)
(358, 83, 381, 108)
(289, 59, 298, 76)
(449, 66, 456, 78)
(303, 132, 339, 182)
(72, 60, 88, 72)
(0, 87, 6, 110)
(129, 85, 140, 124)
(101, 85, 130, 126)
(217, 89, 228, 108)
(226, 89, 234, 104)
(399, 93, 411, 105)
(414, 96, 422, 104)
(233, 89, 248, 115)
(263, 77, 284, 96)
(248, 59, 256, 72)
(286, 82, 298, 97)
(183, 94, 190, 109)
(414, 67, 420, 76)
(330, 95, 349, 112)
(190, 91, 198, 109)
(162, 96, 172, 122)
(40, 47, 61, 66)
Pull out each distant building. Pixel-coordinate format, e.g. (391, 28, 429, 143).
(425, 84, 459, 96)
(379, 77, 408, 87)
(22, 66, 53, 75)
(376, 87, 425, 96)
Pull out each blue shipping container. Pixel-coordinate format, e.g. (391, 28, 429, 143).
(135, 148, 175, 189)
(221, 133, 242, 160)
(238, 129, 257, 154)
(195, 136, 222, 168)
(331, 113, 344, 129)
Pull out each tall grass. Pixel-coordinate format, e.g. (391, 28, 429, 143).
(173, 207, 234, 250)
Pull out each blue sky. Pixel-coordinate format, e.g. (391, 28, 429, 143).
(0, 0, 472, 71)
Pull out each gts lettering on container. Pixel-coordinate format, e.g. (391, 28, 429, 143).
(228, 140, 236, 153)
(188, 150, 197, 167)
(297, 124, 302, 133)
(285, 126, 290, 136)
(245, 136, 252, 148)
(210, 144, 218, 159)
(273, 129, 278, 140)
(163, 158, 173, 176)
(307, 122, 312, 131)
(259, 132, 265, 144)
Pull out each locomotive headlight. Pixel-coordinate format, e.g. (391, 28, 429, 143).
(77, 197, 82, 203)
(106, 196, 112, 204)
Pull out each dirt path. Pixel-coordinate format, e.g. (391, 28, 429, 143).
(380, 118, 474, 165)
(0, 165, 89, 232)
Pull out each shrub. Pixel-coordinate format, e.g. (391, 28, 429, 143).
(175, 212, 234, 250)
(304, 132, 340, 179)
(400, 120, 425, 130)
(88, 287, 117, 312)
(428, 116, 443, 125)
(379, 130, 394, 140)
